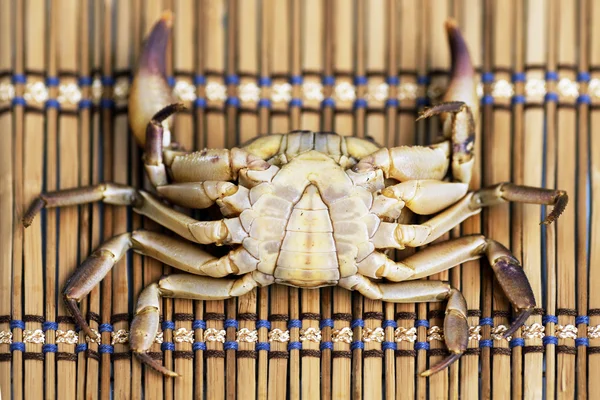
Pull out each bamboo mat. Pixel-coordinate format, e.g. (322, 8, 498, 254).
(0, 1, 598, 399)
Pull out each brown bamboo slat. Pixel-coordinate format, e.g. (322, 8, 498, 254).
(0, 1, 14, 399)
(2, 2, 598, 399)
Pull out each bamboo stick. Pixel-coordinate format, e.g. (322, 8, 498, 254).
(204, 1, 227, 398)
(455, 2, 485, 399)
(521, 1, 547, 398)
(589, 0, 600, 391)
(0, 1, 14, 398)
(11, 2, 25, 399)
(298, 0, 323, 398)
(172, 2, 196, 398)
(23, 0, 47, 398)
(576, 1, 591, 399)
(555, 1, 578, 398)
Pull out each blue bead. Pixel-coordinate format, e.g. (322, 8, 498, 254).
(543, 336, 558, 346)
(78, 99, 93, 109)
(45, 99, 61, 109)
(99, 344, 114, 354)
(353, 98, 368, 109)
(75, 344, 87, 353)
(256, 342, 270, 351)
(43, 344, 58, 353)
(509, 338, 524, 348)
(10, 342, 25, 352)
(542, 315, 558, 324)
(354, 76, 368, 86)
(577, 72, 591, 82)
(414, 342, 430, 351)
(576, 316, 590, 325)
(545, 71, 559, 81)
(320, 342, 333, 351)
(577, 94, 591, 105)
(78, 76, 93, 86)
(350, 319, 364, 329)
(225, 75, 240, 85)
(258, 99, 272, 108)
(320, 319, 334, 329)
(385, 98, 399, 108)
(512, 95, 526, 105)
(289, 75, 303, 85)
(382, 342, 396, 351)
(43, 322, 59, 332)
(226, 97, 240, 107)
(46, 76, 60, 87)
(10, 320, 25, 330)
(194, 75, 207, 85)
(192, 320, 207, 330)
(224, 319, 239, 329)
(100, 99, 115, 109)
(576, 338, 589, 347)
(481, 72, 495, 84)
(512, 72, 526, 83)
(417, 75, 430, 85)
(288, 341, 302, 351)
(12, 97, 26, 107)
(256, 320, 271, 330)
(481, 94, 494, 105)
(288, 319, 302, 329)
(416, 97, 429, 107)
(161, 342, 175, 352)
(101, 76, 115, 86)
(162, 321, 175, 330)
(480, 318, 494, 326)
(12, 74, 27, 84)
(193, 342, 207, 351)
(544, 92, 559, 102)
(289, 98, 303, 108)
(258, 76, 272, 87)
(167, 76, 176, 87)
(350, 341, 364, 351)
(194, 98, 207, 108)
(322, 75, 335, 86)
(382, 320, 397, 329)
(98, 323, 113, 333)
(386, 76, 399, 86)
(415, 319, 429, 328)
(224, 341, 238, 351)
(321, 98, 335, 108)
(479, 339, 493, 348)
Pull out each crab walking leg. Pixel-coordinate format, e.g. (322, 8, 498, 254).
(372, 183, 568, 248)
(132, 272, 273, 376)
(23, 184, 238, 245)
(339, 276, 469, 376)
(358, 235, 535, 333)
(63, 230, 256, 342)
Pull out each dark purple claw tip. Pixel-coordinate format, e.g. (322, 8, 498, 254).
(138, 11, 174, 76)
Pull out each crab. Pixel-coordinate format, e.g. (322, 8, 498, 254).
(23, 12, 567, 378)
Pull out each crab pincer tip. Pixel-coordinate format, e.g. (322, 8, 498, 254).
(445, 18, 459, 31)
(160, 10, 174, 27)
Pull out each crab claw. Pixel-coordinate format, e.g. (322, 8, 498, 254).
(443, 18, 478, 120)
(129, 11, 176, 147)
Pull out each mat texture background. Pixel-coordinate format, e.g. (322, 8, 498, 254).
(1, 0, 598, 399)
